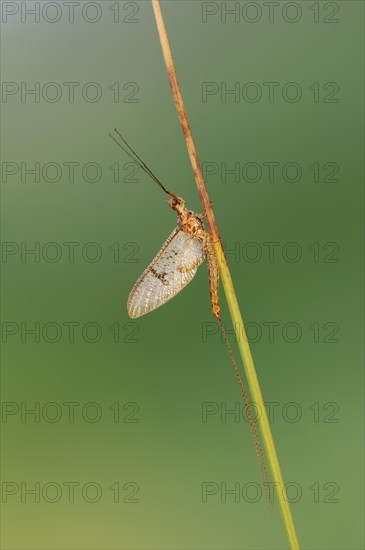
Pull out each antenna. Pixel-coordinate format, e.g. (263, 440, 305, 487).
(109, 128, 178, 200)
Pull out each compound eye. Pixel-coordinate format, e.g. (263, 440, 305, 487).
(171, 198, 177, 206)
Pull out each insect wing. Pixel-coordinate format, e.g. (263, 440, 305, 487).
(127, 228, 205, 318)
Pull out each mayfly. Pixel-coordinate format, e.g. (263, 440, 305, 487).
(110, 128, 268, 500)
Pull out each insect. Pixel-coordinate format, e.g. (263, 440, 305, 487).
(110, 128, 269, 502)
(110, 128, 220, 321)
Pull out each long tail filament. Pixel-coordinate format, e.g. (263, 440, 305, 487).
(217, 316, 270, 507)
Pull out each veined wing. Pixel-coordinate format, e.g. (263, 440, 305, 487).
(127, 227, 205, 318)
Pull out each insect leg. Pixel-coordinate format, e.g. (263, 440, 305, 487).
(177, 257, 204, 273)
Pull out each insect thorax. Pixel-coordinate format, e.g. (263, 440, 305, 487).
(178, 208, 205, 239)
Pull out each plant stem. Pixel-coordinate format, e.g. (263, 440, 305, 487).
(151, 1, 300, 548)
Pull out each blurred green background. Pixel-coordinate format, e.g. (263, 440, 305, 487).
(1, 1, 364, 549)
